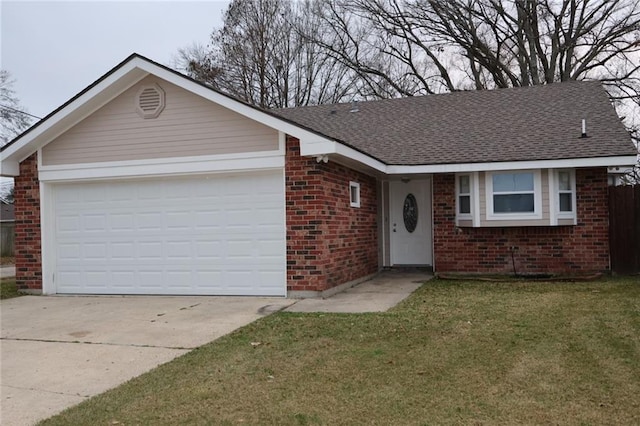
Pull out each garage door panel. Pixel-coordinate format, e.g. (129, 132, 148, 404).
(111, 214, 135, 230)
(84, 243, 108, 259)
(57, 271, 82, 288)
(58, 243, 82, 260)
(85, 271, 109, 287)
(111, 242, 136, 258)
(57, 215, 81, 233)
(112, 271, 136, 287)
(53, 171, 285, 296)
(194, 241, 222, 258)
(138, 271, 164, 289)
(166, 241, 192, 258)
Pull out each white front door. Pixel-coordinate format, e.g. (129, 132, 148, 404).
(389, 179, 432, 266)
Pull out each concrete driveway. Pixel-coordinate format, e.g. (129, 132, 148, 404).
(1, 295, 294, 426)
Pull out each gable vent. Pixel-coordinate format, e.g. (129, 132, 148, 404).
(135, 84, 165, 119)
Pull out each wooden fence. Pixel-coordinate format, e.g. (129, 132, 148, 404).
(0, 221, 15, 257)
(609, 185, 640, 274)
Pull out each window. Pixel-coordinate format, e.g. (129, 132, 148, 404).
(557, 170, 573, 212)
(486, 170, 542, 220)
(456, 173, 479, 226)
(349, 181, 360, 208)
(457, 175, 471, 215)
(552, 169, 576, 224)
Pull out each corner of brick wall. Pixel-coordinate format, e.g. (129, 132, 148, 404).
(285, 136, 378, 292)
(433, 168, 610, 274)
(14, 153, 42, 290)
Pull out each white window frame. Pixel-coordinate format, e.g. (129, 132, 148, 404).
(455, 173, 480, 226)
(456, 174, 472, 217)
(549, 168, 577, 225)
(349, 181, 361, 208)
(486, 170, 543, 220)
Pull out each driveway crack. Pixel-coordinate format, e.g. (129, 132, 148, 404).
(1, 383, 91, 398)
(0, 337, 192, 350)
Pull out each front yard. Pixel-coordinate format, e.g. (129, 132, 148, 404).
(1, 277, 20, 299)
(42, 277, 639, 425)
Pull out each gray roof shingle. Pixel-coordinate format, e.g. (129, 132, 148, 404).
(274, 81, 636, 165)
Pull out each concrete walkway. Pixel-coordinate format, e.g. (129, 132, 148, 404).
(286, 270, 431, 313)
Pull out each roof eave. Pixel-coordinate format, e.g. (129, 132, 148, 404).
(384, 155, 638, 174)
(0, 54, 337, 177)
(299, 137, 637, 175)
(1, 54, 635, 178)
(1, 57, 151, 176)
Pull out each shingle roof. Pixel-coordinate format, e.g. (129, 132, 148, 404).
(274, 81, 636, 165)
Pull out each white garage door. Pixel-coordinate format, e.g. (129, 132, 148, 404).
(52, 171, 286, 296)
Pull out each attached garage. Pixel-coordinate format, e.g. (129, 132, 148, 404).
(49, 171, 285, 296)
(0, 57, 300, 296)
(2, 54, 385, 297)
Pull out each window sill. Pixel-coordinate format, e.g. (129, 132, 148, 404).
(486, 212, 543, 221)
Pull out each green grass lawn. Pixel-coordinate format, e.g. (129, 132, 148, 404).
(41, 276, 640, 425)
(0, 277, 21, 299)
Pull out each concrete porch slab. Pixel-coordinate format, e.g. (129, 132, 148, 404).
(285, 270, 430, 313)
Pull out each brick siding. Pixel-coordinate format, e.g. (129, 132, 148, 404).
(285, 136, 379, 292)
(433, 168, 610, 274)
(14, 153, 42, 290)
(14, 140, 607, 292)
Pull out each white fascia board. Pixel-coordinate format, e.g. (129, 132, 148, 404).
(0, 55, 319, 176)
(334, 143, 387, 172)
(295, 134, 389, 173)
(4, 56, 637, 180)
(0, 162, 20, 177)
(298, 138, 338, 156)
(386, 155, 639, 174)
(39, 154, 284, 182)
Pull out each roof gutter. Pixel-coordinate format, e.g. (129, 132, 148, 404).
(302, 137, 637, 175)
(385, 155, 638, 174)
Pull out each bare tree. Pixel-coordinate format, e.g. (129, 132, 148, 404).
(621, 125, 640, 184)
(313, 0, 640, 96)
(309, 0, 461, 99)
(310, 0, 639, 173)
(0, 70, 33, 146)
(179, 0, 639, 157)
(177, 0, 359, 108)
(174, 43, 224, 85)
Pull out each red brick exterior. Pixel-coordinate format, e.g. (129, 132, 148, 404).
(285, 137, 379, 292)
(11, 144, 610, 294)
(433, 168, 610, 275)
(14, 153, 42, 290)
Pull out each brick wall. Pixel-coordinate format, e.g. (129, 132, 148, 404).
(14, 153, 42, 290)
(433, 168, 610, 275)
(285, 137, 378, 292)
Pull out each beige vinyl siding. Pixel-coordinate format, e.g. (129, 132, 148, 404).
(478, 170, 550, 227)
(42, 76, 279, 166)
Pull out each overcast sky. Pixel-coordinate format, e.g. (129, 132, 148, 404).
(1, 0, 229, 119)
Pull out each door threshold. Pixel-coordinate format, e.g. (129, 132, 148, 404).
(383, 265, 433, 273)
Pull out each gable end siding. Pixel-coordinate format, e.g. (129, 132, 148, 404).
(433, 168, 609, 274)
(41, 76, 279, 166)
